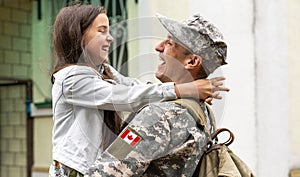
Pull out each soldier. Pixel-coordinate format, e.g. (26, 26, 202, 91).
(87, 13, 228, 177)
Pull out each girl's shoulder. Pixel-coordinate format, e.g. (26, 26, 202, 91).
(54, 65, 100, 81)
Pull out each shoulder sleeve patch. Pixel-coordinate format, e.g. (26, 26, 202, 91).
(107, 127, 143, 160)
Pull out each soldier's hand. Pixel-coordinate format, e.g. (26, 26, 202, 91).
(209, 77, 230, 93)
(205, 77, 229, 104)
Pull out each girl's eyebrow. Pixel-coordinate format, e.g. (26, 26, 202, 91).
(97, 25, 108, 29)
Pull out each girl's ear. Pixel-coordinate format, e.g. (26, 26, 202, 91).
(185, 55, 202, 70)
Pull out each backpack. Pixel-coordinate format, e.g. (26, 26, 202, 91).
(170, 99, 255, 177)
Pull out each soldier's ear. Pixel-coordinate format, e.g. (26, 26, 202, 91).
(185, 55, 202, 70)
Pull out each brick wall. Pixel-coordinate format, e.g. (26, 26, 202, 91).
(0, 0, 32, 177)
(0, 85, 27, 177)
(0, 0, 32, 78)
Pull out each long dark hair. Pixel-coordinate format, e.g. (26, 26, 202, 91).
(52, 5, 105, 80)
(52, 5, 121, 135)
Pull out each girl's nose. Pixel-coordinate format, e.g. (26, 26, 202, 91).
(107, 34, 113, 42)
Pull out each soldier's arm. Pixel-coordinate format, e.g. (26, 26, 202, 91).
(88, 103, 194, 177)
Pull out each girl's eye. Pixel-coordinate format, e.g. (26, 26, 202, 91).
(98, 27, 108, 33)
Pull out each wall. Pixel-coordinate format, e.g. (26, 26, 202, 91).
(0, 0, 33, 177)
(31, 0, 53, 175)
(32, 117, 52, 177)
(0, 85, 27, 177)
(288, 0, 300, 169)
(255, 0, 289, 176)
(127, 0, 139, 78)
(0, 0, 32, 78)
(31, 0, 52, 103)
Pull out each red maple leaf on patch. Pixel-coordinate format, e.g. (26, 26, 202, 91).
(127, 135, 133, 140)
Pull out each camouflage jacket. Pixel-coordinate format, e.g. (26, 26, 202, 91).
(88, 101, 213, 177)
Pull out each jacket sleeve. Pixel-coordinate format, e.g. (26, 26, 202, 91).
(104, 64, 143, 86)
(62, 67, 177, 111)
(88, 103, 196, 177)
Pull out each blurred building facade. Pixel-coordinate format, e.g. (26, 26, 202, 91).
(0, 0, 299, 177)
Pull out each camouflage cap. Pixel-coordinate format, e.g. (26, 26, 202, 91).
(156, 13, 227, 75)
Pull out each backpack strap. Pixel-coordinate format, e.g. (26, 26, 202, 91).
(206, 128, 235, 153)
(206, 105, 216, 133)
(169, 99, 215, 135)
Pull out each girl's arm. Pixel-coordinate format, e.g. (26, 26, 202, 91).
(104, 64, 229, 101)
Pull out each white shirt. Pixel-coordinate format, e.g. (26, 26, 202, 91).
(51, 65, 176, 174)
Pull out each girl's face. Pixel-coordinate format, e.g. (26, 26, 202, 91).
(84, 13, 113, 65)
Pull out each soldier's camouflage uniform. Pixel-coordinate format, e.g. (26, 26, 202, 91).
(87, 101, 214, 177)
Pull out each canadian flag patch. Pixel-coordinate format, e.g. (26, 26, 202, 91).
(120, 128, 141, 146)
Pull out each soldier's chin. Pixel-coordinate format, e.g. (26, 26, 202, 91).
(155, 72, 170, 83)
(155, 72, 163, 81)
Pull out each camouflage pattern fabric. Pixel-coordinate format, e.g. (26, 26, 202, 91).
(157, 13, 227, 75)
(87, 101, 212, 177)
